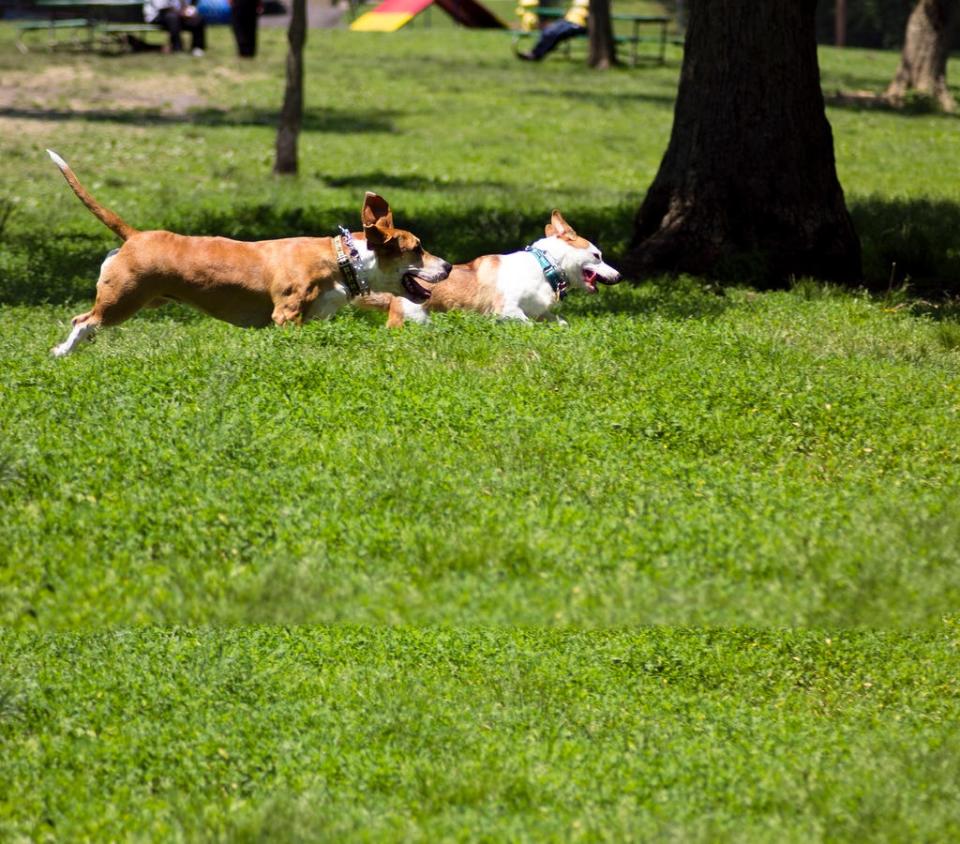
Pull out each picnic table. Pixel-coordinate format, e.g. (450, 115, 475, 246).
(512, 7, 672, 66)
(16, 0, 164, 53)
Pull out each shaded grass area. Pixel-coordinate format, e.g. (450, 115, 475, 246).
(4, 196, 960, 307)
(0, 200, 639, 306)
(852, 196, 960, 290)
(2, 626, 959, 841)
(0, 103, 403, 132)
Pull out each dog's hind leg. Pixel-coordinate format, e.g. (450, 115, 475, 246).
(52, 250, 115, 356)
(52, 315, 98, 357)
(52, 253, 151, 356)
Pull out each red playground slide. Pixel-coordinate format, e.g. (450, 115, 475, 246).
(351, 0, 506, 32)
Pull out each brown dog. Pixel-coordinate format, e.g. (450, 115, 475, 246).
(47, 150, 451, 356)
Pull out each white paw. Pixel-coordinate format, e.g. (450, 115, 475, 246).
(400, 300, 430, 324)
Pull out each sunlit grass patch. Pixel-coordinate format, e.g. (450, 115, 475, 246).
(1, 21, 960, 841)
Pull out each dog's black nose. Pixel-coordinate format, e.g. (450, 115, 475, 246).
(442, 260, 452, 275)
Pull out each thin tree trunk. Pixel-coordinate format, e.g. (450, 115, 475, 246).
(588, 0, 617, 69)
(674, 0, 686, 30)
(625, 0, 861, 286)
(885, 0, 959, 112)
(274, 0, 307, 175)
(835, 0, 847, 46)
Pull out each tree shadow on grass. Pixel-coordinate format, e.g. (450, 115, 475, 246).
(0, 105, 400, 133)
(521, 87, 679, 110)
(824, 90, 960, 118)
(6, 195, 960, 308)
(319, 171, 512, 193)
(0, 201, 636, 307)
(850, 196, 960, 296)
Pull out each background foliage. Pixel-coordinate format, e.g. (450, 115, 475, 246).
(815, 0, 917, 49)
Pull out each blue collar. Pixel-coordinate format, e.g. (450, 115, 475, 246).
(525, 245, 568, 299)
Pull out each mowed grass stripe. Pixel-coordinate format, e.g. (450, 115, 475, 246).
(1, 625, 959, 841)
(2, 284, 958, 629)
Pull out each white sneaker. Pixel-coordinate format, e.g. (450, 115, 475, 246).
(191, 48, 205, 57)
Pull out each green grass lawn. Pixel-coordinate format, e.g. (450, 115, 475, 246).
(1, 20, 959, 841)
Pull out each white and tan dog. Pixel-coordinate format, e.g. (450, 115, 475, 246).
(359, 210, 621, 328)
(47, 150, 451, 356)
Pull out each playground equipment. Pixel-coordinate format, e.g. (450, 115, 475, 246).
(351, 0, 506, 32)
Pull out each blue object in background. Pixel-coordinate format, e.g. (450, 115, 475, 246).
(196, 0, 232, 24)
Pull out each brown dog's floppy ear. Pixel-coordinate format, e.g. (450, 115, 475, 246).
(362, 192, 394, 246)
(545, 209, 574, 239)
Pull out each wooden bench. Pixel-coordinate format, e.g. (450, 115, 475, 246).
(15, 17, 95, 53)
(15, 18, 164, 53)
(16, 0, 164, 53)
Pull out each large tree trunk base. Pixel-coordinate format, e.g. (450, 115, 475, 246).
(625, 0, 861, 288)
(588, 56, 618, 70)
(624, 205, 861, 287)
(884, 0, 959, 114)
(588, 0, 618, 69)
(884, 78, 957, 112)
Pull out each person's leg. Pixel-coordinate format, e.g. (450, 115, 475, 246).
(184, 14, 206, 51)
(531, 20, 585, 59)
(230, 9, 246, 56)
(231, 0, 258, 57)
(158, 8, 183, 52)
(519, 20, 583, 60)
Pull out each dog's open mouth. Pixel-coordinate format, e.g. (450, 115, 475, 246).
(582, 268, 599, 294)
(402, 272, 432, 303)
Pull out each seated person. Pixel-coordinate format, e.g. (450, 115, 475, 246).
(143, 0, 207, 55)
(517, 0, 588, 62)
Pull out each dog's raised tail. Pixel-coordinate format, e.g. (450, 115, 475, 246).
(47, 150, 137, 242)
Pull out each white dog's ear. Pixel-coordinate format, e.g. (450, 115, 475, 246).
(545, 209, 573, 238)
(362, 192, 394, 246)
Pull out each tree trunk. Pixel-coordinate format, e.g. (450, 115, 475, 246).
(588, 0, 618, 69)
(885, 0, 959, 112)
(625, 0, 861, 286)
(274, 0, 307, 175)
(835, 0, 847, 46)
